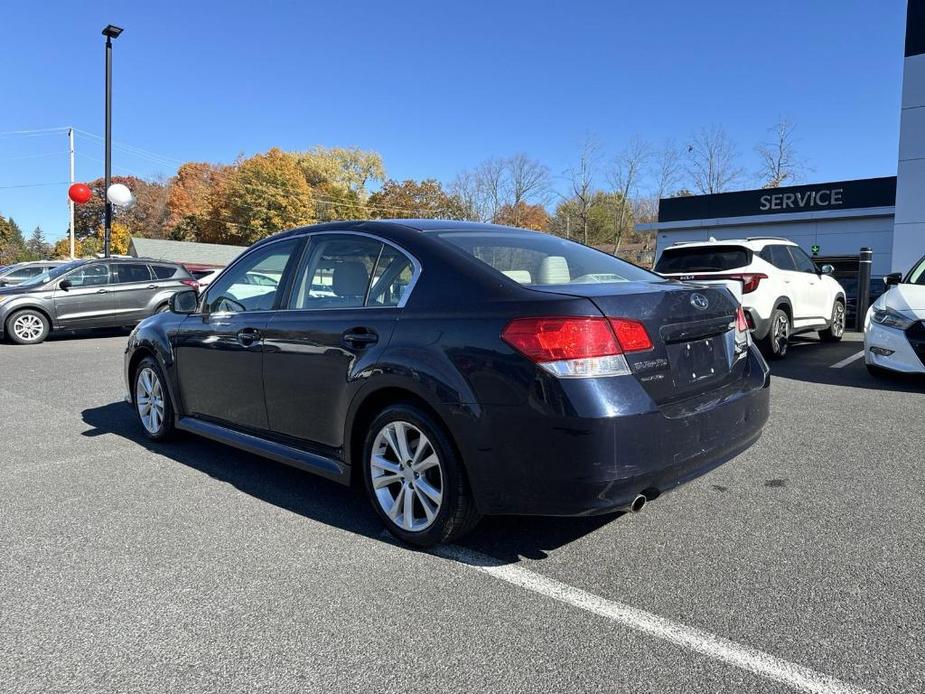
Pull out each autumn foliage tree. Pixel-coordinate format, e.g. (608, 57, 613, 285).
(368, 179, 467, 219)
(493, 202, 549, 231)
(73, 176, 170, 240)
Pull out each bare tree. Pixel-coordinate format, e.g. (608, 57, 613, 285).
(505, 153, 550, 219)
(566, 136, 602, 245)
(755, 117, 808, 188)
(606, 136, 650, 254)
(448, 169, 484, 221)
(652, 139, 684, 202)
(686, 125, 744, 194)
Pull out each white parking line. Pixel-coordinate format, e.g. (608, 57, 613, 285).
(830, 350, 865, 369)
(434, 543, 870, 694)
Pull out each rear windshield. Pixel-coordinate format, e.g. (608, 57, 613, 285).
(436, 231, 660, 286)
(655, 245, 751, 273)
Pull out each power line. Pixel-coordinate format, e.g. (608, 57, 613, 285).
(0, 181, 69, 190)
(0, 127, 70, 138)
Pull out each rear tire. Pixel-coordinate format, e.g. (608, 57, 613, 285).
(363, 404, 480, 547)
(760, 308, 790, 359)
(6, 309, 50, 345)
(133, 356, 175, 441)
(819, 300, 846, 342)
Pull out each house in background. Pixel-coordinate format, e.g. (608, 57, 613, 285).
(128, 237, 245, 272)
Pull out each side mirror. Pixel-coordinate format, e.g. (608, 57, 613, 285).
(819, 264, 835, 275)
(884, 272, 902, 287)
(169, 289, 199, 314)
(59, 279, 72, 291)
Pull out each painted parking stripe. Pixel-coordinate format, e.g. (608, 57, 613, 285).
(830, 350, 865, 369)
(434, 543, 870, 694)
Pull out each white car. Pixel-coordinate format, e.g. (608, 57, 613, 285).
(654, 237, 847, 358)
(864, 254, 925, 377)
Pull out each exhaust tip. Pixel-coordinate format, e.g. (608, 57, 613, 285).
(630, 494, 647, 513)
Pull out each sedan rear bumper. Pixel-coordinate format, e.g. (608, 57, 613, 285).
(460, 345, 770, 516)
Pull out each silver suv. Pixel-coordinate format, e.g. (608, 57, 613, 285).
(0, 258, 198, 344)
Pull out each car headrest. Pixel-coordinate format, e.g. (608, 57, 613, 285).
(537, 256, 570, 284)
(332, 262, 369, 297)
(502, 270, 532, 284)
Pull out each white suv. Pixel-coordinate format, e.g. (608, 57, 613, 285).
(654, 237, 847, 358)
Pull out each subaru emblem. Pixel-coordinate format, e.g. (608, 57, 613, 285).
(690, 293, 709, 310)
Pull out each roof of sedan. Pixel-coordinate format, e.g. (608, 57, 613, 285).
(384, 219, 534, 233)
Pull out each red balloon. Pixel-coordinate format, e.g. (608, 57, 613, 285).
(68, 183, 93, 205)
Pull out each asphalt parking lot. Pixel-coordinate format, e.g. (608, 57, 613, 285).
(1, 330, 923, 693)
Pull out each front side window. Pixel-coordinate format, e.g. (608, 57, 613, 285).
(112, 263, 152, 284)
(788, 247, 817, 273)
(444, 231, 659, 285)
(907, 257, 925, 285)
(67, 264, 111, 287)
(205, 239, 299, 313)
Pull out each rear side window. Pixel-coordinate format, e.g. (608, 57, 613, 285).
(112, 264, 152, 284)
(655, 246, 751, 273)
(439, 231, 658, 285)
(763, 245, 797, 271)
(151, 265, 184, 279)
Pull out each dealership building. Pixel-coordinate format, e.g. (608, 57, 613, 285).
(640, 0, 925, 306)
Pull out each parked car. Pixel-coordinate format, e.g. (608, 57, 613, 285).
(0, 258, 198, 345)
(864, 254, 925, 377)
(124, 220, 770, 546)
(191, 268, 222, 287)
(654, 237, 847, 358)
(0, 261, 67, 287)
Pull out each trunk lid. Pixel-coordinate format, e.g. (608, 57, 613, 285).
(530, 281, 747, 404)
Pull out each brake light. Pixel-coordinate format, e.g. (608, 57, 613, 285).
(735, 305, 748, 332)
(501, 316, 652, 378)
(181, 279, 200, 289)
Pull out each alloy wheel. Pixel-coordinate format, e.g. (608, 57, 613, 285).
(12, 314, 44, 342)
(370, 420, 444, 532)
(774, 313, 790, 354)
(135, 367, 166, 435)
(832, 303, 846, 337)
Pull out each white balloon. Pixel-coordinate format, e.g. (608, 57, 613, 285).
(107, 183, 135, 208)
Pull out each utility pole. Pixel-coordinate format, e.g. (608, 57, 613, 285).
(68, 128, 75, 259)
(102, 25, 123, 258)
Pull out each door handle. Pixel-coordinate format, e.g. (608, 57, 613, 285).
(236, 327, 261, 347)
(96, 289, 108, 293)
(343, 328, 378, 348)
(146, 285, 157, 289)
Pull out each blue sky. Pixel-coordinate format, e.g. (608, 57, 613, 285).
(0, 0, 908, 241)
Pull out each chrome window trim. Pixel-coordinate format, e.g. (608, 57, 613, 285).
(202, 230, 422, 317)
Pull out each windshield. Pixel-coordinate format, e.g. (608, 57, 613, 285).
(654, 245, 751, 273)
(436, 231, 660, 286)
(906, 256, 925, 285)
(18, 261, 84, 287)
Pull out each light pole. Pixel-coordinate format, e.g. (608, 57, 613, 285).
(102, 24, 123, 258)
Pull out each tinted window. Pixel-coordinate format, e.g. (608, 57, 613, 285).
(908, 256, 925, 285)
(788, 246, 817, 273)
(767, 245, 797, 271)
(289, 236, 380, 310)
(442, 231, 658, 285)
(655, 246, 750, 273)
(67, 264, 110, 287)
(368, 245, 415, 307)
(112, 263, 152, 284)
(205, 239, 299, 313)
(151, 265, 181, 279)
(3, 266, 43, 281)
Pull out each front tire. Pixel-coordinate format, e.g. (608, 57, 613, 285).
(133, 356, 175, 441)
(6, 309, 50, 345)
(819, 300, 846, 342)
(760, 308, 790, 359)
(363, 404, 480, 547)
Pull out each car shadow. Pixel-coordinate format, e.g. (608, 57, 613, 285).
(47, 327, 132, 342)
(80, 401, 621, 562)
(767, 334, 925, 393)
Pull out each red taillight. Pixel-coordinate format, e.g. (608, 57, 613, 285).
(181, 279, 200, 289)
(733, 273, 767, 294)
(501, 316, 653, 363)
(501, 317, 619, 362)
(609, 318, 653, 352)
(735, 306, 748, 332)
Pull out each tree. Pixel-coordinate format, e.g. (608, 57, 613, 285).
(51, 237, 78, 259)
(94, 221, 131, 255)
(166, 162, 231, 241)
(25, 226, 49, 259)
(565, 137, 602, 245)
(686, 125, 744, 194)
(548, 191, 623, 247)
(494, 202, 549, 231)
(295, 146, 386, 222)
(73, 176, 170, 240)
(218, 148, 315, 244)
(451, 154, 550, 224)
(607, 137, 649, 254)
(756, 117, 807, 188)
(0, 215, 26, 264)
(368, 179, 468, 219)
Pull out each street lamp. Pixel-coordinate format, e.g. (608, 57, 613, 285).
(102, 24, 123, 258)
